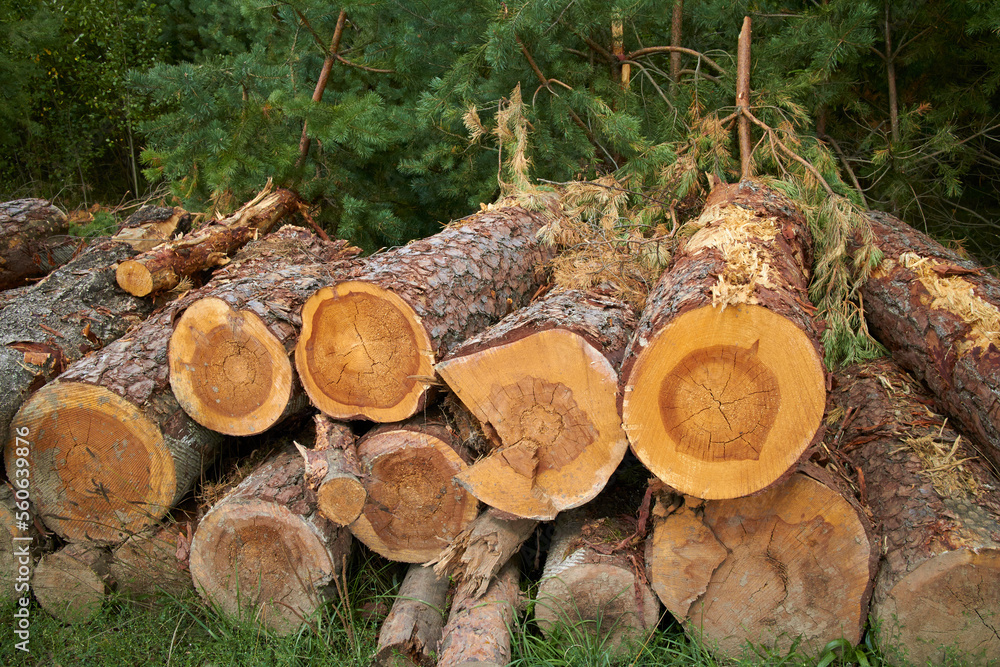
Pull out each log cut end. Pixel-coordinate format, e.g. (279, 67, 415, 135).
(441, 329, 628, 520)
(623, 304, 824, 499)
(116, 259, 168, 297)
(349, 428, 479, 563)
(170, 297, 293, 435)
(874, 549, 1000, 666)
(33, 544, 110, 624)
(296, 282, 435, 422)
(316, 478, 367, 526)
(647, 473, 874, 657)
(190, 499, 350, 635)
(9, 381, 176, 543)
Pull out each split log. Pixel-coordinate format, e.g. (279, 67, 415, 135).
(0, 198, 78, 289)
(295, 199, 556, 422)
(168, 228, 361, 435)
(437, 288, 634, 519)
(7, 227, 348, 543)
(33, 542, 111, 624)
(645, 469, 877, 658)
(116, 185, 300, 296)
(345, 412, 480, 563)
(0, 223, 171, 445)
(110, 205, 191, 252)
(829, 359, 1000, 665)
(437, 559, 520, 667)
(428, 507, 537, 598)
(859, 210, 1000, 472)
(536, 509, 660, 652)
(375, 564, 449, 667)
(620, 180, 826, 499)
(304, 415, 366, 527)
(190, 445, 352, 635)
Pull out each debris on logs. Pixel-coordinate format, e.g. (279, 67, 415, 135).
(428, 507, 537, 598)
(437, 288, 634, 519)
(7, 227, 341, 543)
(645, 469, 876, 657)
(621, 180, 826, 499)
(0, 226, 168, 444)
(32, 542, 112, 624)
(168, 227, 361, 435)
(829, 359, 1000, 665)
(190, 445, 352, 635)
(437, 559, 520, 667)
(536, 508, 660, 652)
(859, 210, 1000, 471)
(0, 198, 78, 289)
(374, 564, 449, 667)
(344, 411, 480, 563)
(116, 185, 300, 296)
(304, 415, 366, 527)
(295, 199, 556, 422)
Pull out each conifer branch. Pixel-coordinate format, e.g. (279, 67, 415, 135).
(820, 132, 869, 207)
(743, 109, 835, 196)
(627, 46, 726, 75)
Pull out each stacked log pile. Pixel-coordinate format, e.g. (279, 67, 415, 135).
(4, 181, 1000, 666)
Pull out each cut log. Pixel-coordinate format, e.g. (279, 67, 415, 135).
(437, 288, 634, 520)
(190, 445, 352, 635)
(345, 412, 480, 563)
(621, 180, 826, 499)
(0, 233, 163, 446)
(110, 205, 191, 252)
(116, 185, 301, 296)
(427, 507, 537, 598)
(375, 564, 449, 667)
(645, 469, 877, 658)
(535, 509, 660, 652)
(436, 559, 520, 667)
(0, 484, 43, 603)
(168, 228, 361, 435)
(303, 415, 366, 526)
(829, 359, 1000, 665)
(6, 227, 345, 543)
(295, 199, 556, 422)
(859, 210, 1000, 472)
(32, 542, 112, 624)
(0, 198, 78, 289)
(109, 521, 195, 604)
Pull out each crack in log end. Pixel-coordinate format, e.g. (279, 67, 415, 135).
(297, 284, 433, 421)
(659, 344, 779, 462)
(8, 381, 176, 543)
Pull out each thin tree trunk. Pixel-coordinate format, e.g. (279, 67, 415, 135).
(296, 10, 348, 167)
(736, 17, 753, 179)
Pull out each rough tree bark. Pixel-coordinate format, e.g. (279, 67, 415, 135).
(116, 186, 301, 296)
(645, 468, 877, 658)
(0, 206, 191, 446)
(436, 288, 634, 520)
(536, 508, 660, 652)
(859, 210, 1000, 472)
(621, 180, 826, 499)
(345, 411, 480, 563)
(828, 359, 1000, 665)
(374, 564, 449, 667)
(168, 228, 361, 435)
(7, 227, 341, 544)
(295, 198, 556, 423)
(0, 198, 78, 289)
(436, 559, 520, 667)
(190, 445, 352, 635)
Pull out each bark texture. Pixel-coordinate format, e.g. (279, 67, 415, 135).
(536, 508, 660, 653)
(295, 199, 556, 422)
(346, 412, 480, 563)
(190, 445, 352, 635)
(437, 559, 520, 667)
(375, 564, 449, 667)
(859, 210, 1000, 472)
(645, 468, 876, 657)
(437, 288, 635, 519)
(169, 227, 361, 435)
(116, 186, 300, 296)
(621, 180, 825, 499)
(0, 198, 78, 289)
(8, 228, 342, 543)
(828, 359, 1000, 665)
